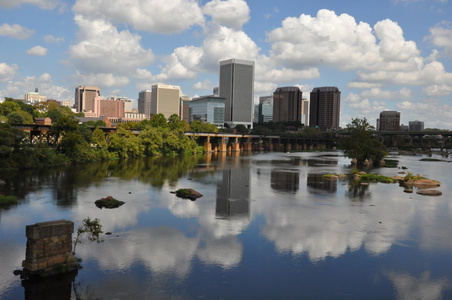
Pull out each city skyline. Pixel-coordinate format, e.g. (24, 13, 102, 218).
(0, 0, 451, 129)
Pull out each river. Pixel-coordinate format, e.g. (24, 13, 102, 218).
(1, 151, 452, 299)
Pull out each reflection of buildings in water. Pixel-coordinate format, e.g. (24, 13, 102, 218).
(22, 270, 78, 300)
(216, 169, 250, 218)
(271, 169, 299, 193)
(307, 174, 337, 193)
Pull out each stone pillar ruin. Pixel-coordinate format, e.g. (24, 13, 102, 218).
(22, 220, 79, 279)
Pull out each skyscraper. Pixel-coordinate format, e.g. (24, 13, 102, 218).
(309, 86, 341, 130)
(151, 84, 181, 119)
(138, 90, 152, 118)
(273, 86, 303, 123)
(377, 111, 400, 131)
(75, 86, 100, 113)
(219, 58, 254, 129)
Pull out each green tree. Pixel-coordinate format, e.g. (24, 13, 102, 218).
(108, 127, 144, 158)
(149, 113, 168, 128)
(0, 101, 21, 116)
(340, 118, 387, 166)
(168, 114, 182, 130)
(72, 217, 103, 255)
(190, 120, 218, 133)
(139, 127, 163, 156)
(47, 108, 63, 123)
(6, 111, 25, 124)
(92, 127, 107, 149)
(235, 124, 248, 134)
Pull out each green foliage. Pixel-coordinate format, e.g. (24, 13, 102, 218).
(358, 174, 396, 183)
(47, 108, 63, 122)
(0, 100, 21, 116)
(6, 111, 25, 124)
(108, 127, 144, 158)
(341, 118, 387, 166)
(72, 217, 103, 255)
(235, 124, 248, 134)
(149, 113, 168, 128)
(0, 194, 18, 206)
(189, 120, 218, 133)
(92, 127, 107, 149)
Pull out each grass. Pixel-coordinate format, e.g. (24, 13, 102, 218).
(420, 158, 443, 162)
(0, 195, 18, 206)
(383, 159, 399, 168)
(358, 174, 396, 183)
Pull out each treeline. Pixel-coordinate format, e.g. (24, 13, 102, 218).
(0, 98, 219, 170)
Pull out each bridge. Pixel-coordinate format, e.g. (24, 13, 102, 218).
(10, 123, 452, 151)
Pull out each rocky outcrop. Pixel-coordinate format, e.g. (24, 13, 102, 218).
(404, 179, 440, 188)
(95, 196, 125, 209)
(173, 188, 203, 201)
(416, 189, 442, 196)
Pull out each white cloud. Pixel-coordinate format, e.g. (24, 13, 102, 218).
(73, 71, 130, 88)
(72, 0, 204, 34)
(0, 0, 60, 9)
(194, 79, 213, 91)
(149, 25, 259, 83)
(360, 87, 412, 100)
(0, 72, 72, 101)
(201, 26, 260, 70)
(0, 23, 34, 39)
(423, 84, 452, 96)
(0, 62, 18, 82)
(44, 34, 64, 43)
(203, 0, 250, 30)
(26, 45, 48, 56)
(426, 22, 452, 57)
(348, 82, 383, 89)
(69, 15, 154, 75)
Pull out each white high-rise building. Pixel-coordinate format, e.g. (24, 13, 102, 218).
(151, 84, 180, 119)
(219, 59, 254, 129)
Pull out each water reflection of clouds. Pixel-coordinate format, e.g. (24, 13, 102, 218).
(253, 168, 417, 260)
(388, 271, 451, 300)
(79, 227, 200, 277)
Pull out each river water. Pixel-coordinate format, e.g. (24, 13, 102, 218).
(1, 151, 452, 299)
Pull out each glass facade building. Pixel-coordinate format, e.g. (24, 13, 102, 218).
(189, 96, 225, 127)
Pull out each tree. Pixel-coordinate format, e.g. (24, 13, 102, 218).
(149, 113, 168, 128)
(6, 111, 25, 124)
(72, 217, 103, 255)
(235, 124, 248, 134)
(341, 118, 387, 166)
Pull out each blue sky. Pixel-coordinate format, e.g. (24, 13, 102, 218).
(0, 0, 451, 128)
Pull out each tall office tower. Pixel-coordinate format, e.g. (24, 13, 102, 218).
(309, 86, 341, 130)
(151, 84, 181, 119)
(301, 99, 309, 125)
(117, 97, 133, 112)
(378, 111, 400, 131)
(180, 96, 190, 122)
(409, 120, 424, 132)
(258, 96, 273, 123)
(273, 86, 303, 123)
(219, 58, 254, 129)
(75, 86, 101, 112)
(138, 90, 152, 118)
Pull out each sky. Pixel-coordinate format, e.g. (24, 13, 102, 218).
(0, 0, 451, 129)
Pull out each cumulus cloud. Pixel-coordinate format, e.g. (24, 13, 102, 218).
(0, 0, 60, 9)
(0, 23, 34, 39)
(26, 45, 48, 56)
(44, 34, 64, 43)
(149, 25, 259, 83)
(0, 72, 72, 101)
(73, 71, 130, 88)
(194, 79, 213, 91)
(426, 22, 452, 57)
(69, 15, 154, 75)
(72, 0, 204, 34)
(360, 87, 412, 100)
(203, 0, 250, 30)
(0, 62, 18, 82)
